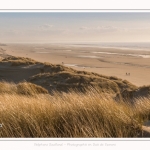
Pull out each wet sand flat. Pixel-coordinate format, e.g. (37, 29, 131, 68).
(1, 43, 150, 87)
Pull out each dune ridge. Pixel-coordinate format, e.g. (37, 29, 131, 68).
(0, 56, 150, 101)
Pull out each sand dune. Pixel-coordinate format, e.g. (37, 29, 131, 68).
(0, 56, 150, 102)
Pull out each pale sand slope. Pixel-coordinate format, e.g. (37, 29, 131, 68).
(1, 43, 150, 87)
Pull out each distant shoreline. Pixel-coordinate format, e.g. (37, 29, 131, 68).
(2, 42, 150, 51)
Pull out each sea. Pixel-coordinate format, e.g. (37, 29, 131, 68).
(66, 42, 150, 58)
(68, 42, 150, 51)
(33, 42, 150, 58)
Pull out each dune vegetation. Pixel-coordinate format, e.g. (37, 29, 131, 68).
(0, 81, 48, 95)
(1, 56, 38, 66)
(0, 56, 150, 137)
(0, 82, 150, 137)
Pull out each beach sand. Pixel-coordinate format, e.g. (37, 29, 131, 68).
(1, 43, 150, 87)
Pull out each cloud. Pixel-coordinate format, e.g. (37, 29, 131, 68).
(79, 26, 90, 30)
(79, 25, 118, 31)
(95, 26, 143, 33)
(96, 26, 120, 32)
(78, 25, 120, 34)
(38, 24, 53, 30)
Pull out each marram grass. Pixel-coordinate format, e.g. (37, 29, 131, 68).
(0, 84, 150, 137)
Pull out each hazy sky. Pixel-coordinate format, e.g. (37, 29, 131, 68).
(1, 12, 150, 43)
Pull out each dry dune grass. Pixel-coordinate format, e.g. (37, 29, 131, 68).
(1, 56, 38, 66)
(43, 62, 75, 73)
(29, 70, 137, 99)
(0, 83, 150, 137)
(0, 81, 48, 95)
